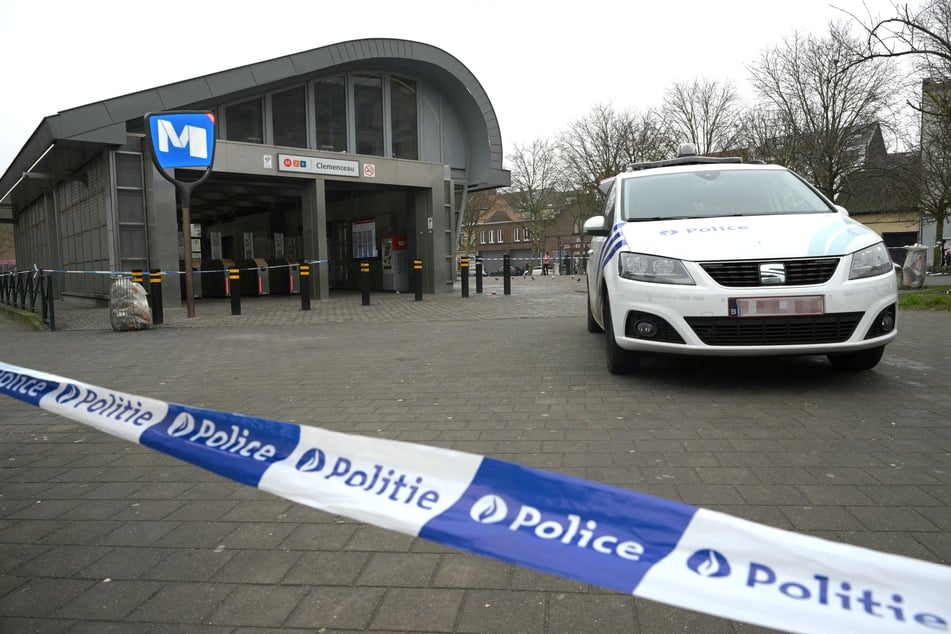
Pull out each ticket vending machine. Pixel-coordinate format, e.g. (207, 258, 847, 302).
(381, 235, 409, 292)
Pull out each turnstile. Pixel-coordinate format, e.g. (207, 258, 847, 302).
(267, 258, 300, 295)
(201, 258, 235, 297)
(238, 258, 270, 296)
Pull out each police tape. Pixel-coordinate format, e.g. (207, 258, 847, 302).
(0, 360, 948, 633)
(0, 259, 329, 278)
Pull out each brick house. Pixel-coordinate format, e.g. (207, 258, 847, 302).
(459, 191, 587, 276)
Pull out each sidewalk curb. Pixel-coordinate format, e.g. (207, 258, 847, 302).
(0, 303, 46, 330)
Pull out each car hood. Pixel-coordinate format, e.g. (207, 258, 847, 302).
(619, 212, 881, 261)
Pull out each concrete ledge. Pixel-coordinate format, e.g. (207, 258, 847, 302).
(0, 303, 46, 330)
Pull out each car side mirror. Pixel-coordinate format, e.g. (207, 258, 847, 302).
(583, 215, 608, 236)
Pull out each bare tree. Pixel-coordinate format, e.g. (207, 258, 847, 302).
(661, 78, 745, 154)
(506, 139, 565, 271)
(558, 103, 673, 232)
(748, 22, 900, 200)
(849, 1, 951, 90)
(849, 0, 951, 265)
(919, 82, 951, 261)
(735, 106, 802, 165)
(459, 190, 496, 257)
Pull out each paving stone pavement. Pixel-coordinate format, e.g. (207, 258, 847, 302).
(1, 275, 949, 633)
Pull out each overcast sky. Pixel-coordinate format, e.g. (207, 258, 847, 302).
(0, 0, 906, 174)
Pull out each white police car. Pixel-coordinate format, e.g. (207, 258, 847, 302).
(584, 145, 897, 374)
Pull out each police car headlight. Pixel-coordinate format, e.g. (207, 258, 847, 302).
(849, 243, 893, 280)
(618, 253, 696, 285)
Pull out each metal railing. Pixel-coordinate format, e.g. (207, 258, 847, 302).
(0, 268, 56, 330)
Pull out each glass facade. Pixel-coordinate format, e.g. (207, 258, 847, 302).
(220, 71, 418, 158)
(354, 73, 384, 156)
(315, 76, 347, 152)
(391, 77, 418, 159)
(225, 98, 264, 144)
(272, 86, 307, 148)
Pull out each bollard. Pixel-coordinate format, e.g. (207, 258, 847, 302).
(132, 269, 144, 285)
(503, 254, 511, 296)
(414, 259, 423, 301)
(41, 269, 56, 332)
(360, 260, 370, 306)
(229, 267, 241, 315)
(460, 256, 469, 298)
(149, 269, 164, 325)
(475, 255, 483, 294)
(300, 264, 311, 311)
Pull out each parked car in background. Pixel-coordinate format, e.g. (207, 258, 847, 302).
(585, 144, 898, 374)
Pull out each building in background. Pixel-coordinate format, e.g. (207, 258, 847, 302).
(0, 39, 510, 305)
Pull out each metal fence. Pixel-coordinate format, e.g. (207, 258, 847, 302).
(0, 269, 56, 330)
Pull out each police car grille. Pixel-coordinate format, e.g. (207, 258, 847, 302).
(700, 259, 840, 287)
(684, 312, 863, 346)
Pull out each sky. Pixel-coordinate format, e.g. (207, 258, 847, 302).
(0, 0, 907, 174)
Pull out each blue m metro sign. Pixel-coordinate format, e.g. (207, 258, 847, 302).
(146, 111, 216, 171)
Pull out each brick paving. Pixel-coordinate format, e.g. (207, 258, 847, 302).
(1, 275, 949, 632)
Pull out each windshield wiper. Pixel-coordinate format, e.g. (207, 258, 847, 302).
(627, 216, 692, 222)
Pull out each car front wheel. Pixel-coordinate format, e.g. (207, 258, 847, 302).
(827, 346, 885, 371)
(586, 292, 603, 333)
(603, 293, 640, 374)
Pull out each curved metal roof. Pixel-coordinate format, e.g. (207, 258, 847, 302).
(1, 38, 508, 210)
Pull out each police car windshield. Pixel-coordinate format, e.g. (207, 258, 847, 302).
(620, 168, 832, 221)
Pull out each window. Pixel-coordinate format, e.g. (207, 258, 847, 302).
(479, 230, 486, 245)
(114, 152, 147, 274)
(390, 76, 418, 159)
(272, 86, 306, 148)
(354, 73, 384, 156)
(315, 76, 347, 152)
(513, 227, 522, 242)
(496, 229, 504, 243)
(225, 98, 264, 143)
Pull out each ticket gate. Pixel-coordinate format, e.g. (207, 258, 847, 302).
(200, 258, 235, 297)
(267, 258, 300, 295)
(238, 258, 270, 296)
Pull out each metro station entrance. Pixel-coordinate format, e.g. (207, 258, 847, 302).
(179, 173, 419, 299)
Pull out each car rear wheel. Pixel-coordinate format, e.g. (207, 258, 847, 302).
(827, 346, 885, 371)
(603, 293, 640, 374)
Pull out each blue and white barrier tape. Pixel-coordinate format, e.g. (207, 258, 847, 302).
(0, 259, 329, 278)
(0, 361, 948, 633)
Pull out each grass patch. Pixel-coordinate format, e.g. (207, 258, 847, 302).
(898, 285, 951, 310)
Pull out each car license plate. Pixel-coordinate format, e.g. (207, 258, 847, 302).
(728, 295, 825, 318)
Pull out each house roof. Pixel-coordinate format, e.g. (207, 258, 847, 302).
(837, 151, 921, 214)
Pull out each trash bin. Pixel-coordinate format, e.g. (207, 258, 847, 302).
(901, 245, 927, 289)
(110, 275, 152, 331)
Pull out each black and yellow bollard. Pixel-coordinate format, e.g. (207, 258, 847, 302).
(149, 269, 164, 325)
(460, 256, 469, 298)
(414, 259, 423, 301)
(132, 269, 144, 285)
(300, 263, 311, 311)
(229, 267, 241, 315)
(475, 255, 483, 294)
(360, 260, 370, 306)
(503, 254, 511, 296)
